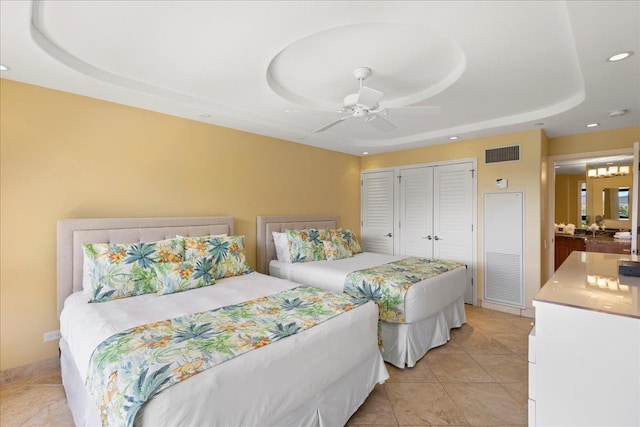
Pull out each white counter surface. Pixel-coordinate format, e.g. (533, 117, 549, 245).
(535, 251, 640, 319)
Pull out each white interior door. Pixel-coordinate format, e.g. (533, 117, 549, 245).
(361, 170, 395, 254)
(433, 162, 475, 303)
(399, 166, 434, 257)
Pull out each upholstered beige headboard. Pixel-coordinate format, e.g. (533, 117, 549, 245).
(57, 216, 234, 317)
(256, 215, 338, 274)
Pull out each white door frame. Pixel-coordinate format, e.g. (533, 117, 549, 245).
(546, 148, 633, 280)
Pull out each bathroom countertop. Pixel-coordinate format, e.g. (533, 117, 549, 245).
(555, 233, 631, 244)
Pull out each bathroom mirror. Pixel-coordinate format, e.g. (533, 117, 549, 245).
(554, 154, 633, 229)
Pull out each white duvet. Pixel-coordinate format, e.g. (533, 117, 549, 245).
(270, 252, 468, 323)
(60, 272, 388, 426)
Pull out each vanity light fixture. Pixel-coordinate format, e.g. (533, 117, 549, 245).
(587, 165, 631, 178)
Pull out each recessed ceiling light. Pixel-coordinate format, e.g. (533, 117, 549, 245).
(607, 51, 633, 62)
(449, 136, 458, 140)
(586, 123, 599, 128)
(608, 109, 628, 117)
(0, 64, 9, 71)
(362, 151, 369, 155)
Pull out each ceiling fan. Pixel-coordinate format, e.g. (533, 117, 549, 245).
(315, 67, 441, 133)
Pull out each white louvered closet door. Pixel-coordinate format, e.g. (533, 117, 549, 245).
(433, 163, 473, 259)
(361, 170, 395, 254)
(399, 167, 434, 258)
(433, 162, 474, 303)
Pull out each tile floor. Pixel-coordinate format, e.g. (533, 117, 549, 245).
(0, 305, 533, 426)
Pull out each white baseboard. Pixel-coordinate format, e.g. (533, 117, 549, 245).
(479, 299, 535, 318)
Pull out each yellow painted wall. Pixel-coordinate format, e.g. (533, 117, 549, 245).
(548, 127, 640, 156)
(362, 129, 545, 311)
(0, 79, 362, 371)
(555, 174, 583, 225)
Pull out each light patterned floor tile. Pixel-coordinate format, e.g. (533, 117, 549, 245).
(347, 384, 398, 426)
(469, 353, 528, 383)
(442, 382, 527, 426)
(0, 305, 531, 427)
(386, 383, 469, 426)
(424, 352, 495, 383)
(386, 361, 438, 383)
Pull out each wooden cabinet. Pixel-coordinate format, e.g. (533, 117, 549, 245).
(554, 235, 585, 270)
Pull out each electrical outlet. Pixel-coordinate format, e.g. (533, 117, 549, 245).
(43, 330, 61, 342)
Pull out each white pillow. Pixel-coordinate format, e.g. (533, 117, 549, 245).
(272, 231, 291, 263)
(82, 252, 92, 294)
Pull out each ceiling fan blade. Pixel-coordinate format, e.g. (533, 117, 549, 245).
(367, 115, 396, 133)
(385, 106, 442, 115)
(356, 86, 384, 108)
(315, 115, 351, 133)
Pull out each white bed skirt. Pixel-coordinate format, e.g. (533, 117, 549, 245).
(381, 297, 466, 368)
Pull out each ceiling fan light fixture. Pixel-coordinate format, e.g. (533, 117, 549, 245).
(314, 67, 440, 134)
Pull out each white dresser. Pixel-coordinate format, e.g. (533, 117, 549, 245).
(529, 251, 640, 426)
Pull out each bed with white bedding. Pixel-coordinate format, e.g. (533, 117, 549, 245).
(57, 216, 388, 427)
(257, 215, 468, 368)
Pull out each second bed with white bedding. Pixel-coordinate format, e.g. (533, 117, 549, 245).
(270, 252, 467, 323)
(257, 215, 469, 368)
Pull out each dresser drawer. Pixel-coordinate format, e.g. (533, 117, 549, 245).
(528, 326, 536, 363)
(528, 362, 536, 399)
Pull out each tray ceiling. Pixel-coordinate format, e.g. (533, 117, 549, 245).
(1, 1, 638, 155)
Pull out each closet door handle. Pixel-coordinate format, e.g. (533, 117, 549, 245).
(434, 236, 442, 241)
(384, 233, 393, 237)
(422, 235, 432, 240)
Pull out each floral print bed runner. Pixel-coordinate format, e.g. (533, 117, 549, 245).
(344, 257, 465, 323)
(86, 286, 362, 427)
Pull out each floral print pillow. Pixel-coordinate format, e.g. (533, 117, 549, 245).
(153, 257, 215, 295)
(339, 228, 362, 254)
(184, 235, 253, 279)
(323, 239, 353, 261)
(285, 228, 331, 263)
(82, 238, 184, 302)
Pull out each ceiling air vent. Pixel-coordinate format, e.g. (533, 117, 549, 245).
(485, 145, 520, 164)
